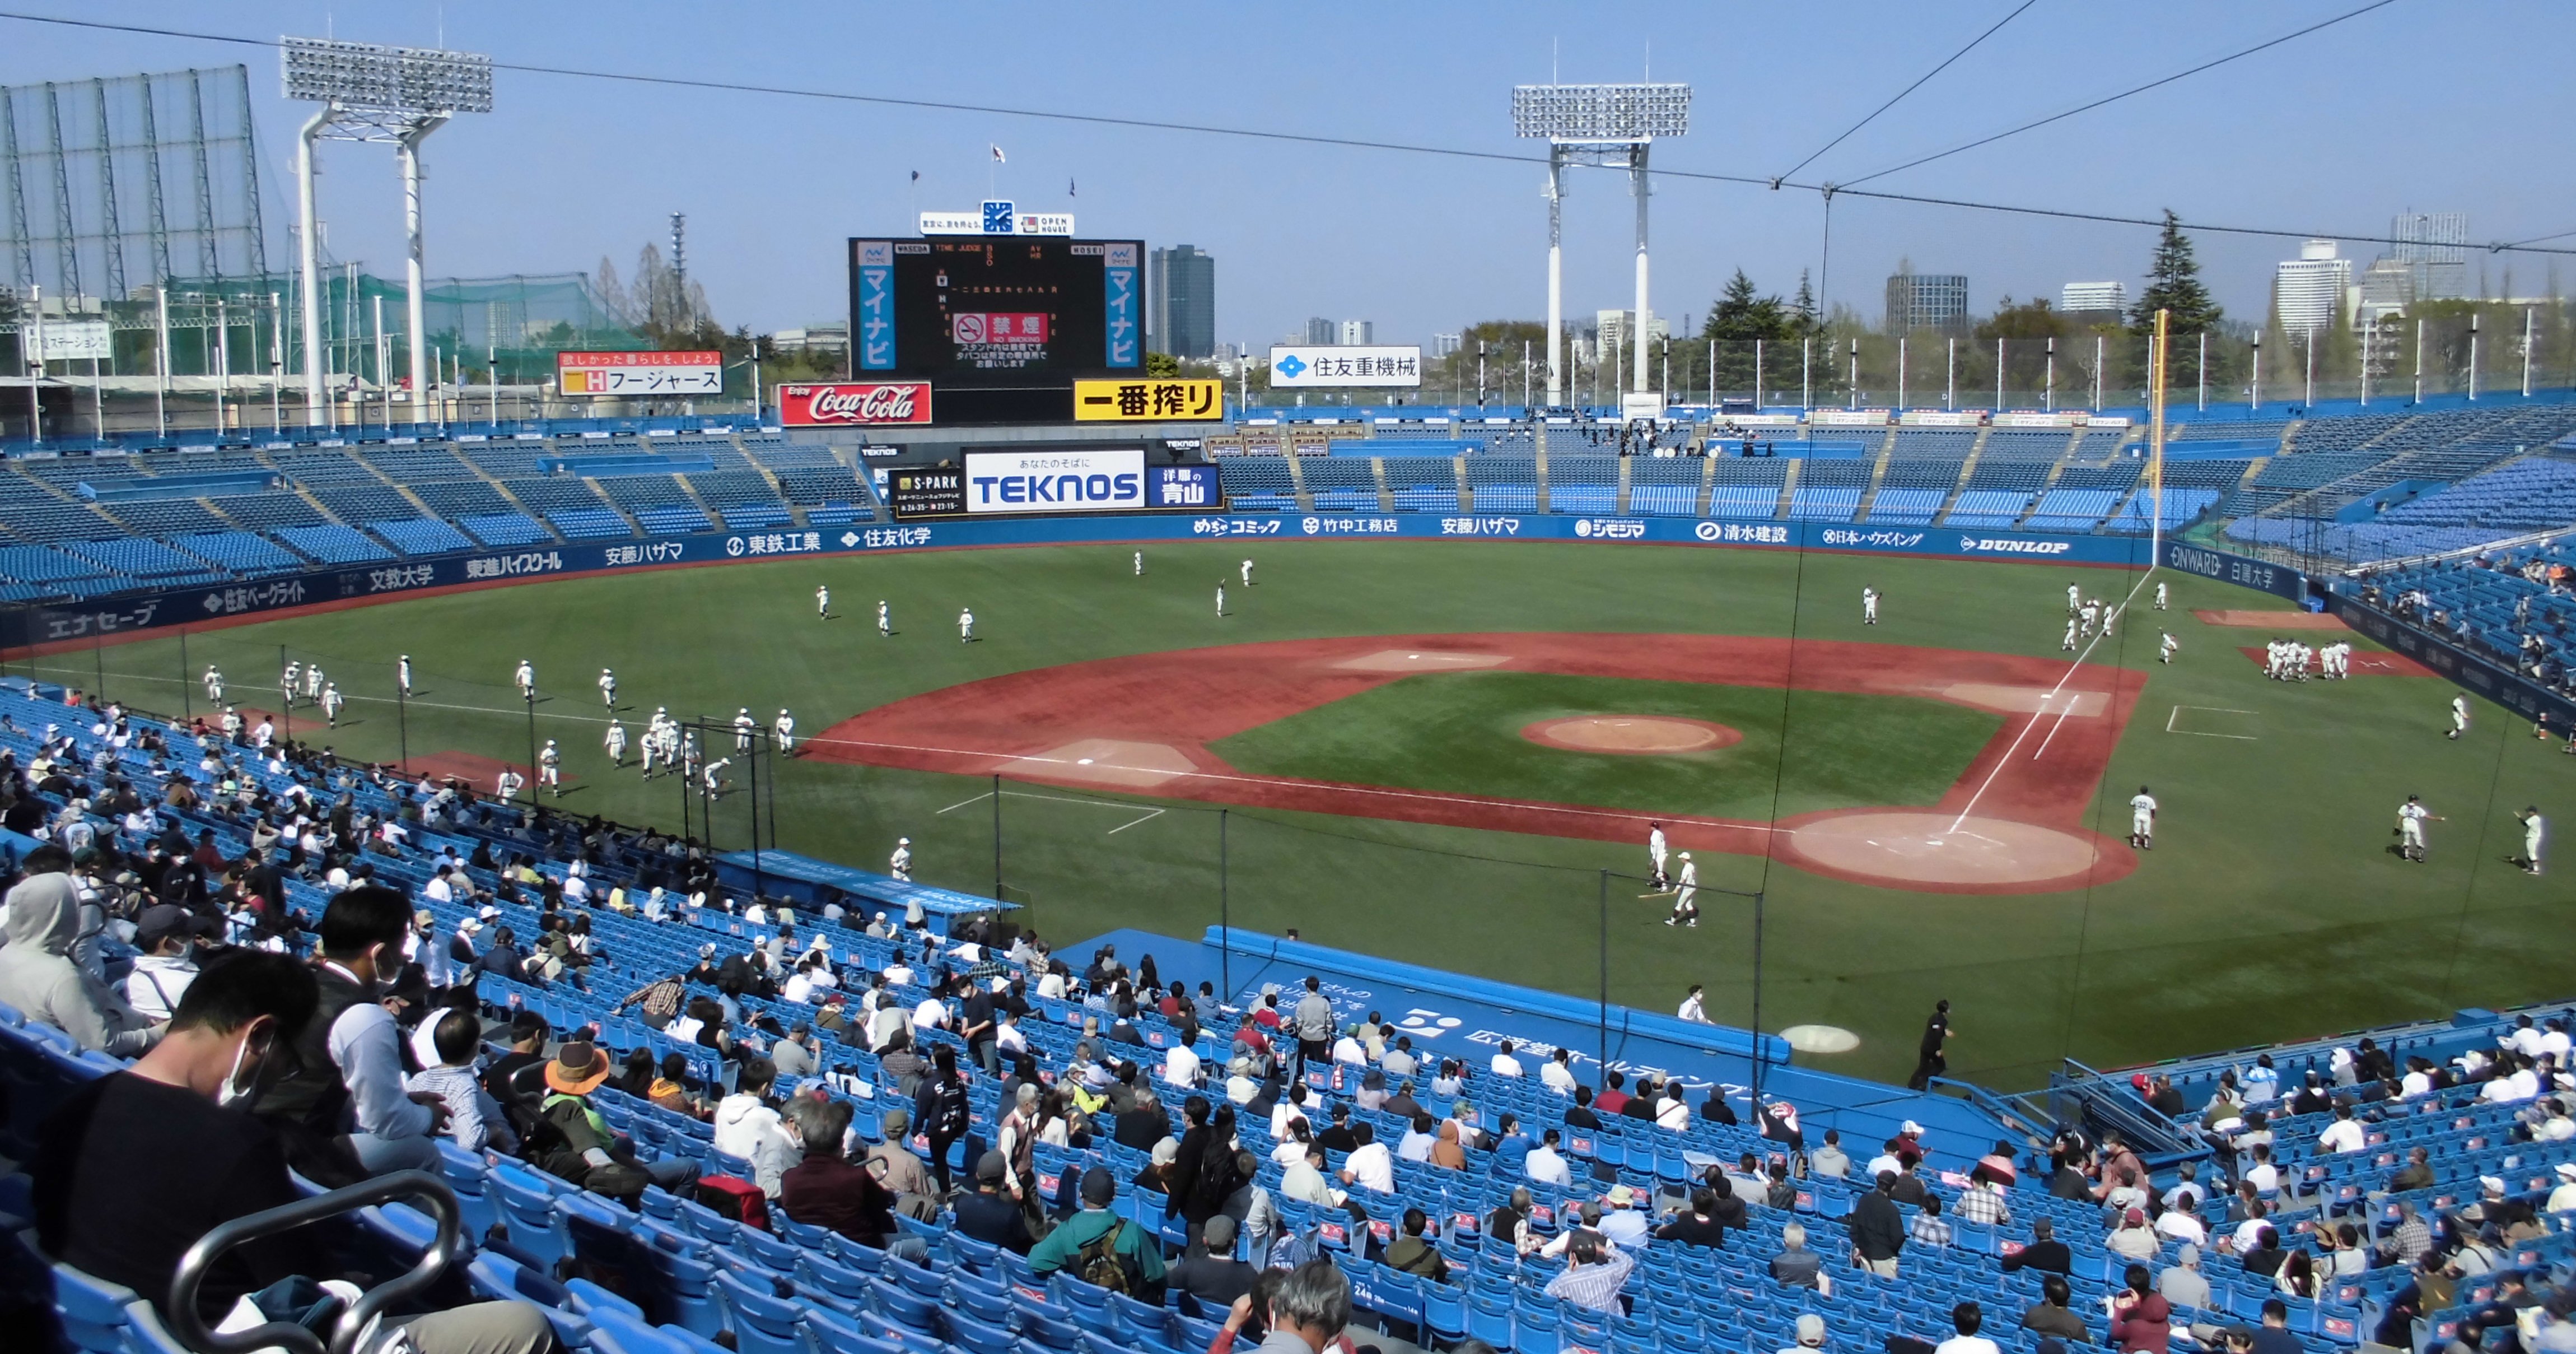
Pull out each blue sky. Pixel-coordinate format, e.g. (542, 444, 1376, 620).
(4, 2, 2568, 343)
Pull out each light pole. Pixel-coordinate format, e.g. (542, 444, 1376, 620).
(283, 37, 491, 427)
(2303, 325, 2315, 409)
(1846, 338, 1858, 410)
(2523, 307, 2536, 398)
(2197, 331, 2208, 412)
(2044, 336, 2055, 413)
(2251, 332, 2262, 411)
(2468, 312, 2481, 402)
(1511, 82, 1692, 407)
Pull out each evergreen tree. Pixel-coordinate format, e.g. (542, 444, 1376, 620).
(2130, 210, 2224, 336)
(1701, 269, 1789, 396)
(1790, 269, 1818, 336)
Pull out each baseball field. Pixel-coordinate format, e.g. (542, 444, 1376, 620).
(48, 537, 2576, 1090)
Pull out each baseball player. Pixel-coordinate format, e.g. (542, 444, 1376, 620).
(890, 836, 913, 882)
(1648, 821, 1671, 891)
(2068, 583, 2082, 613)
(878, 599, 892, 636)
(2396, 794, 2442, 862)
(1240, 559, 1255, 586)
(496, 767, 525, 803)
(2159, 632, 2179, 664)
(304, 665, 324, 702)
(281, 660, 300, 705)
(203, 665, 224, 704)
(397, 654, 412, 696)
(605, 718, 628, 766)
(733, 707, 757, 752)
(319, 682, 344, 728)
(773, 708, 796, 754)
(680, 728, 702, 779)
(1134, 550, 1144, 576)
(2520, 807, 2547, 876)
(958, 607, 974, 642)
(2062, 616, 2079, 652)
(2448, 694, 2470, 741)
(639, 710, 663, 776)
(515, 659, 535, 700)
(1215, 583, 1226, 617)
(2100, 603, 2115, 638)
(539, 739, 562, 797)
(2331, 643, 2350, 678)
(2129, 785, 2157, 850)
(220, 706, 242, 742)
(2080, 599, 2101, 636)
(1664, 852, 1700, 928)
(1862, 587, 1880, 625)
(2154, 580, 2168, 611)
(816, 584, 832, 619)
(701, 756, 730, 798)
(599, 668, 617, 708)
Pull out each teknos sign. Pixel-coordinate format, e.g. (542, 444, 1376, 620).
(776, 382, 933, 427)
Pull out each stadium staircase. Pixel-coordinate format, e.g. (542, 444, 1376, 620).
(1853, 440, 1898, 523)
(1614, 454, 1633, 515)
(1771, 458, 1801, 519)
(1533, 445, 1552, 514)
(1369, 456, 1393, 514)
(1284, 452, 1314, 513)
(1931, 430, 1990, 527)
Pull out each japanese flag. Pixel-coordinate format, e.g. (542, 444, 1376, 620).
(990, 144, 1006, 164)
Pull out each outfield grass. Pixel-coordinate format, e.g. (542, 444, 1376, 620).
(1212, 671, 2000, 818)
(55, 538, 2576, 1091)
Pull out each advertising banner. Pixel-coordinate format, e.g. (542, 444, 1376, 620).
(886, 467, 965, 520)
(1147, 464, 1222, 509)
(776, 382, 933, 427)
(1994, 411, 2087, 428)
(1900, 410, 1986, 427)
(557, 351, 722, 397)
(963, 448, 1145, 515)
(1267, 345, 1422, 388)
(916, 201, 1076, 236)
(1074, 378, 1224, 421)
(1810, 408, 1891, 426)
(34, 320, 111, 363)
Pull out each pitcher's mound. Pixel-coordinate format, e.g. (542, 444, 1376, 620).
(1783, 811, 2120, 892)
(1523, 715, 1742, 754)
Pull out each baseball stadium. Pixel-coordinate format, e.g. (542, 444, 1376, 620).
(2, 11, 2574, 1354)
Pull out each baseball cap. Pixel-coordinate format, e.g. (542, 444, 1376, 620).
(1203, 1215, 1238, 1249)
(1796, 1315, 1826, 1346)
(2555, 1162, 2576, 1181)
(2178, 1244, 2201, 1265)
(136, 904, 219, 949)
(1080, 1167, 1116, 1208)
(2124, 1207, 2145, 1225)
(974, 1151, 1007, 1184)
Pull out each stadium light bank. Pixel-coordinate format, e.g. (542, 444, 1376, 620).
(1511, 82, 1691, 411)
(282, 36, 493, 424)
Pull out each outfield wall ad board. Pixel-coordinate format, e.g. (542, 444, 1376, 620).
(962, 448, 1145, 515)
(1267, 345, 1423, 388)
(775, 381, 933, 427)
(557, 351, 723, 397)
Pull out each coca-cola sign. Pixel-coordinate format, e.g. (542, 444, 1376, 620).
(777, 382, 934, 427)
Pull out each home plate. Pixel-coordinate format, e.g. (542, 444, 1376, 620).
(1001, 739, 1195, 789)
(1784, 811, 2104, 888)
(1332, 649, 1510, 672)
(1780, 1025, 1861, 1054)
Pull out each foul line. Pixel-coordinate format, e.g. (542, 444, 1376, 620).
(1948, 565, 2159, 834)
(2165, 704, 2260, 740)
(937, 786, 1169, 837)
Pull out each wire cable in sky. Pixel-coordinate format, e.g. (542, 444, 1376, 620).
(1772, 0, 2038, 184)
(1837, 0, 2403, 188)
(3, 6, 2565, 260)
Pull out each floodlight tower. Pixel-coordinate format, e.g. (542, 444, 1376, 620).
(283, 37, 493, 424)
(1511, 82, 1691, 407)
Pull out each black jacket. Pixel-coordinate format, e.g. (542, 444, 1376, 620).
(1849, 1190, 1906, 1262)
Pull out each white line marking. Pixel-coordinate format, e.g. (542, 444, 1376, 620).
(935, 790, 994, 814)
(2165, 704, 2260, 741)
(1948, 565, 2159, 833)
(1105, 807, 1166, 836)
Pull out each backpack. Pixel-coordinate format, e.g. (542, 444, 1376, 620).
(1266, 1226, 1320, 1271)
(1077, 1220, 1135, 1295)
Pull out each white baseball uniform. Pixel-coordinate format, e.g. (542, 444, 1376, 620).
(774, 710, 796, 752)
(605, 721, 628, 764)
(2399, 801, 2432, 855)
(818, 585, 831, 617)
(2154, 581, 2168, 611)
(2130, 791, 2157, 843)
(2160, 633, 2178, 664)
(1862, 588, 1879, 624)
(2524, 813, 2547, 874)
(958, 608, 974, 641)
(1240, 559, 1254, 585)
(879, 601, 892, 635)
(1649, 826, 1669, 885)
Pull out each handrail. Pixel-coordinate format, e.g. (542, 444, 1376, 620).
(167, 1169, 460, 1354)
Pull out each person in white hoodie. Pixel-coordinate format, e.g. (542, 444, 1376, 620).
(712, 1055, 804, 1199)
(0, 855, 158, 1055)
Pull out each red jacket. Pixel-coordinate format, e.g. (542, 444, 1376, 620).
(2110, 1290, 2172, 1354)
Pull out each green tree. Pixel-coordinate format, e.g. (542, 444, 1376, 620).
(1789, 269, 1819, 336)
(2130, 210, 2224, 337)
(1144, 351, 1182, 378)
(1701, 269, 1791, 396)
